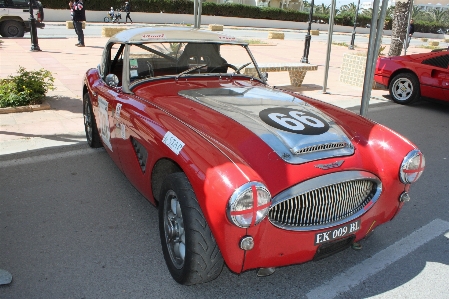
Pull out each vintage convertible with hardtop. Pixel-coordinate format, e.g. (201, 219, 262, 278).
(83, 27, 425, 285)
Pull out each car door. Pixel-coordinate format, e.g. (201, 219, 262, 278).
(444, 65, 449, 101)
(419, 53, 449, 101)
(90, 43, 126, 169)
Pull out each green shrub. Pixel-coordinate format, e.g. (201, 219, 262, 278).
(0, 67, 55, 108)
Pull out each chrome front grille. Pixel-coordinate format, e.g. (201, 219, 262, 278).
(269, 172, 382, 231)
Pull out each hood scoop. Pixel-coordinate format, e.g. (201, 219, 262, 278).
(179, 87, 354, 164)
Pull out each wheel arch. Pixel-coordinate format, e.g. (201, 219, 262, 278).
(151, 158, 183, 206)
(387, 68, 419, 87)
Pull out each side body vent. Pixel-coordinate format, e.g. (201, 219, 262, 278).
(422, 54, 449, 69)
(131, 137, 148, 173)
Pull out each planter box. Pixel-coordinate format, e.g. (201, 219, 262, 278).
(340, 52, 382, 89)
(102, 27, 128, 37)
(66, 21, 85, 29)
(208, 24, 223, 31)
(268, 31, 284, 39)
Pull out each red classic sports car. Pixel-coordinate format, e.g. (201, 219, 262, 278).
(374, 48, 449, 105)
(83, 27, 425, 285)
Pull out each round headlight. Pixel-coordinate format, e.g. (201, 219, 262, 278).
(227, 182, 271, 228)
(400, 149, 425, 184)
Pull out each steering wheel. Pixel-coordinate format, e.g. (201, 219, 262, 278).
(146, 61, 154, 78)
(233, 62, 252, 74)
(208, 63, 239, 73)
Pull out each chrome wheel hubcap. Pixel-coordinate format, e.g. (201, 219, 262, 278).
(392, 78, 413, 101)
(164, 190, 185, 269)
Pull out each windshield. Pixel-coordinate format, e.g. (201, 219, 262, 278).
(127, 42, 257, 82)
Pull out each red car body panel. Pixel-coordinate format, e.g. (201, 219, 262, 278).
(374, 50, 449, 101)
(85, 69, 418, 273)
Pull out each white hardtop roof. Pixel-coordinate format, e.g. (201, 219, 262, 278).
(107, 27, 248, 45)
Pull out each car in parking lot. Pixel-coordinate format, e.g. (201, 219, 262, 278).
(374, 48, 449, 105)
(83, 27, 425, 285)
(0, 0, 45, 37)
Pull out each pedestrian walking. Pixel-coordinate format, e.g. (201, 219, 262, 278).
(124, 1, 133, 24)
(71, 0, 86, 47)
(406, 19, 415, 49)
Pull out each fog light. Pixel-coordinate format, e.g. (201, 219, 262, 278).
(240, 236, 254, 251)
(399, 192, 411, 202)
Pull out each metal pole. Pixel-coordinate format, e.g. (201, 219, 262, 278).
(198, 0, 202, 28)
(349, 0, 361, 50)
(301, 0, 315, 63)
(194, 0, 198, 28)
(360, 0, 389, 116)
(404, 0, 414, 55)
(28, 0, 41, 51)
(322, 0, 336, 93)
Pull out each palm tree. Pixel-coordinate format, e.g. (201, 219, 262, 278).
(316, 3, 331, 14)
(426, 7, 448, 23)
(411, 5, 425, 19)
(339, 2, 358, 15)
(388, 0, 411, 57)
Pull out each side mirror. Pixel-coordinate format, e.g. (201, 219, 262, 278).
(105, 74, 119, 88)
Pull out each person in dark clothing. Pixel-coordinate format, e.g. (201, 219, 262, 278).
(124, 1, 133, 24)
(71, 0, 86, 47)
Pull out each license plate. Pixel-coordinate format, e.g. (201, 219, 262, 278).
(314, 220, 361, 245)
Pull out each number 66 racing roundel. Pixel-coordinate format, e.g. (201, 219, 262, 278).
(259, 107, 330, 135)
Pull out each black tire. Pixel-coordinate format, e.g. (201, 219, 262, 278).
(158, 173, 224, 285)
(0, 20, 25, 37)
(83, 93, 102, 148)
(104, 17, 110, 23)
(389, 73, 420, 105)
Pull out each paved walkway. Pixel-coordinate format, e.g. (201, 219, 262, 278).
(0, 26, 433, 155)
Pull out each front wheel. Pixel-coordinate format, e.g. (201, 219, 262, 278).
(158, 173, 224, 285)
(83, 93, 102, 148)
(389, 73, 420, 105)
(104, 17, 110, 23)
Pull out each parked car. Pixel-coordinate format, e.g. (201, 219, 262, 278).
(374, 49, 449, 105)
(0, 0, 44, 37)
(83, 27, 425, 285)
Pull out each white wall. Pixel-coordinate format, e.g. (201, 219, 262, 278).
(44, 9, 443, 38)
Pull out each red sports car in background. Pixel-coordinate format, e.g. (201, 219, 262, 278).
(83, 27, 425, 285)
(374, 48, 449, 105)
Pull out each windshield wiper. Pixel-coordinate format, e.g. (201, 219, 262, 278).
(176, 64, 208, 80)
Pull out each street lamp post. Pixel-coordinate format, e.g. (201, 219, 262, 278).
(349, 0, 361, 50)
(28, 0, 41, 51)
(301, 0, 315, 63)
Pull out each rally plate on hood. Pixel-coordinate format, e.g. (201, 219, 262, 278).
(179, 87, 354, 164)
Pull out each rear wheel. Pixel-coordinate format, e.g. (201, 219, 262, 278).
(158, 173, 224, 285)
(0, 20, 25, 37)
(83, 93, 102, 148)
(389, 73, 420, 105)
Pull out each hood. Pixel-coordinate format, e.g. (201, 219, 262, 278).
(179, 86, 354, 164)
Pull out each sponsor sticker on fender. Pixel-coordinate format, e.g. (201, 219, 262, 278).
(162, 131, 185, 155)
(259, 107, 330, 135)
